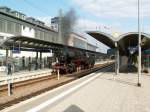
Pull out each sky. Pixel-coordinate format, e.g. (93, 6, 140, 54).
(0, 0, 150, 53)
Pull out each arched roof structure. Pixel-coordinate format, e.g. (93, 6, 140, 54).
(87, 31, 116, 48)
(117, 32, 150, 55)
(87, 31, 150, 55)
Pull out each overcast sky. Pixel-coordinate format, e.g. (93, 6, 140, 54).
(0, 0, 149, 53)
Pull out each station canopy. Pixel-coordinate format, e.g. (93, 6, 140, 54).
(87, 31, 150, 55)
(1, 36, 63, 52)
(0, 35, 106, 56)
(87, 31, 116, 48)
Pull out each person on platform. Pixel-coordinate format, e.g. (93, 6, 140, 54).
(28, 57, 31, 71)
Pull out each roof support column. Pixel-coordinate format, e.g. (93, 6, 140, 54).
(117, 49, 119, 75)
(7, 50, 13, 96)
(58, 9, 62, 44)
(5, 49, 9, 67)
(137, 0, 141, 87)
(35, 51, 38, 70)
(10, 50, 13, 74)
(115, 42, 119, 75)
(40, 52, 42, 69)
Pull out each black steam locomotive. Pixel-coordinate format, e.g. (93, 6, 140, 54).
(53, 47, 95, 74)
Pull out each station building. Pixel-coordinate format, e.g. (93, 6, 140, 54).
(51, 16, 97, 51)
(0, 6, 97, 50)
(0, 6, 98, 73)
(0, 6, 58, 45)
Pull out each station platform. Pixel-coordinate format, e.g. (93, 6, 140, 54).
(0, 69, 52, 86)
(1, 66, 150, 112)
(42, 72, 150, 112)
(0, 69, 52, 77)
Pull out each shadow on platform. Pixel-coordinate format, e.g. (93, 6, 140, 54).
(119, 65, 138, 73)
(63, 105, 84, 112)
(100, 76, 137, 87)
(113, 79, 137, 86)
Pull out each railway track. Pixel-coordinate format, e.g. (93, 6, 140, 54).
(0, 75, 56, 92)
(0, 62, 113, 92)
(0, 62, 114, 110)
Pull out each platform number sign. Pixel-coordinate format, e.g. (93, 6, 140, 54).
(128, 46, 138, 54)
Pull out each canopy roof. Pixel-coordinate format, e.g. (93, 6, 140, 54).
(0, 35, 106, 56)
(87, 31, 150, 55)
(87, 31, 116, 48)
(118, 32, 150, 55)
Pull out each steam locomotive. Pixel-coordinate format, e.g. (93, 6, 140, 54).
(53, 47, 95, 74)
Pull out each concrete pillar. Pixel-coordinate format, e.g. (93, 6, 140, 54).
(58, 9, 62, 44)
(115, 42, 118, 75)
(7, 50, 13, 96)
(8, 82, 13, 96)
(117, 49, 119, 75)
(40, 52, 42, 69)
(148, 54, 150, 73)
(57, 69, 60, 80)
(137, 0, 141, 87)
(10, 50, 13, 73)
(115, 41, 120, 75)
(115, 49, 117, 75)
(36, 51, 38, 58)
(5, 49, 9, 65)
(35, 51, 38, 70)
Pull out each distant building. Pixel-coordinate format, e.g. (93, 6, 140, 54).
(51, 16, 98, 51)
(69, 32, 87, 49)
(51, 17, 59, 31)
(69, 32, 97, 51)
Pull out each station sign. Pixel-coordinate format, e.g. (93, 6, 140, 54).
(107, 49, 115, 55)
(128, 46, 138, 54)
(12, 47, 21, 54)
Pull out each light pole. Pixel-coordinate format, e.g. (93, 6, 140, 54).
(58, 9, 62, 44)
(137, 0, 141, 87)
